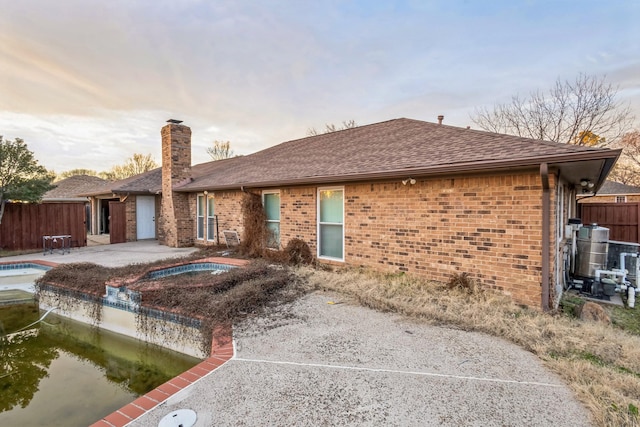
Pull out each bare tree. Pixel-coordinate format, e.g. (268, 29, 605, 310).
(102, 153, 158, 180)
(608, 131, 640, 186)
(206, 140, 234, 160)
(307, 120, 358, 136)
(56, 168, 99, 181)
(472, 74, 634, 146)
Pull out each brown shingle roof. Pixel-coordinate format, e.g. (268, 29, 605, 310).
(598, 180, 640, 195)
(44, 175, 108, 200)
(112, 168, 163, 194)
(177, 118, 619, 191)
(79, 168, 162, 196)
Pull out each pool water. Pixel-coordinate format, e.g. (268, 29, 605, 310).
(0, 303, 200, 426)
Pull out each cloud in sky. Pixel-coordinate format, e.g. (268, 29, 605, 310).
(0, 0, 638, 172)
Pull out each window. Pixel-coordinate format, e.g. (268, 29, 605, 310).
(616, 196, 627, 203)
(557, 184, 564, 240)
(196, 195, 205, 240)
(263, 191, 280, 248)
(318, 187, 344, 260)
(207, 195, 216, 241)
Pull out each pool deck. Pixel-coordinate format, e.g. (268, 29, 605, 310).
(1, 240, 594, 426)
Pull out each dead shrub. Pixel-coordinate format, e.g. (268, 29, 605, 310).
(446, 272, 477, 293)
(239, 192, 268, 258)
(138, 260, 308, 354)
(284, 238, 313, 265)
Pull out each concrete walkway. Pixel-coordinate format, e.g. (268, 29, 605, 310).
(0, 240, 199, 268)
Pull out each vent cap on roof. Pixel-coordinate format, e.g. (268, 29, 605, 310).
(166, 119, 183, 124)
(437, 115, 444, 125)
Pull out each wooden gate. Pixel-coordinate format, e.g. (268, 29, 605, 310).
(0, 202, 87, 251)
(109, 201, 127, 244)
(580, 202, 640, 243)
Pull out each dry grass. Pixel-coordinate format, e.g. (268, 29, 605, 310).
(299, 267, 640, 427)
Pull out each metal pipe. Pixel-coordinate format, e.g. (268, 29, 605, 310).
(540, 163, 550, 311)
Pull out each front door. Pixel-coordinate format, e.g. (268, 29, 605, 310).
(136, 196, 156, 240)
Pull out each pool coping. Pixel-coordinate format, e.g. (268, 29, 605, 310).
(90, 327, 234, 427)
(1, 256, 247, 427)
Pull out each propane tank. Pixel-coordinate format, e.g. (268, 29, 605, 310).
(629, 286, 636, 309)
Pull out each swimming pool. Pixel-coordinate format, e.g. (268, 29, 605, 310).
(0, 303, 199, 426)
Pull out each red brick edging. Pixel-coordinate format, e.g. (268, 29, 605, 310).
(90, 328, 234, 427)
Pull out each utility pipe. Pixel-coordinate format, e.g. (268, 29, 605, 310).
(540, 163, 550, 311)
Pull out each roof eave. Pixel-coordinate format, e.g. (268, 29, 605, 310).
(174, 150, 621, 192)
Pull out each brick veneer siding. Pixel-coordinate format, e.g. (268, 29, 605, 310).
(343, 173, 554, 307)
(186, 171, 558, 308)
(579, 194, 640, 203)
(270, 172, 556, 308)
(125, 196, 137, 242)
(280, 186, 318, 250)
(159, 124, 194, 247)
(192, 190, 245, 247)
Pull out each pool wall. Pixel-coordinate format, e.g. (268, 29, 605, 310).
(38, 289, 207, 358)
(0, 261, 53, 286)
(35, 257, 249, 359)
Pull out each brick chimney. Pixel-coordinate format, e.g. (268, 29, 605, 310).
(158, 120, 194, 247)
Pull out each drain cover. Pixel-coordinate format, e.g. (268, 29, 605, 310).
(158, 409, 197, 427)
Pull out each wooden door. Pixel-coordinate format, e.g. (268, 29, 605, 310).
(109, 201, 127, 244)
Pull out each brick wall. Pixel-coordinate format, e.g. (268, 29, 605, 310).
(159, 123, 193, 247)
(342, 173, 553, 307)
(193, 190, 245, 247)
(185, 170, 557, 308)
(579, 194, 640, 203)
(125, 196, 137, 242)
(280, 186, 317, 251)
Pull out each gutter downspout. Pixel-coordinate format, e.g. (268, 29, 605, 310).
(540, 163, 550, 312)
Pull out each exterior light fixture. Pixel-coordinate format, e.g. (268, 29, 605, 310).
(402, 178, 417, 186)
(579, 179, 595, 193)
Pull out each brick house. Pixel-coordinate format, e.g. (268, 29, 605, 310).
(91, 118, 621, 310)
(578, 180, 640, 204)
(153, 118, 620, 310)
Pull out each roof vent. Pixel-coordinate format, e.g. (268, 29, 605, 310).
(167, 119, 183, 124)
(437, 115, 444, 125)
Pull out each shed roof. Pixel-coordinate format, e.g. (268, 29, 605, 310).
(597, 180, 640, 195)
(44, 175, 108, 201)
(80, 168, 162, 196)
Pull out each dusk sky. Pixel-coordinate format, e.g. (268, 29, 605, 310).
(1, 0, 639, 174)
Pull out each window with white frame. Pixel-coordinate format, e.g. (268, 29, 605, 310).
(263, 191, 280, 248)
(196, 194, 205, 240)
(557, 184, 565, 240)
(616, 196, 627, 203)
(207, 195, 216, 241)
(318, 187, 344, 260)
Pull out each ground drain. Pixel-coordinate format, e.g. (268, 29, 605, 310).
(158, 409, 197, 427)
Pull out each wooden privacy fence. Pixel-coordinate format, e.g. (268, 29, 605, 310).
(0, 202, 87, 251)
(580, 202, 640, 244)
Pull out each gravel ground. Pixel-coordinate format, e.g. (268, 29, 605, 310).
(132, 291, 592, 427)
